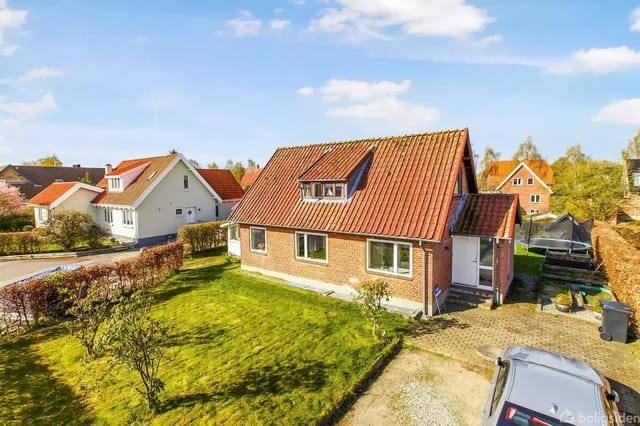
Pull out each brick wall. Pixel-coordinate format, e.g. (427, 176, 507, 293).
(239, 225, 450, 305)
(498, 167, 551, 214)
(494, 238, 514, 303)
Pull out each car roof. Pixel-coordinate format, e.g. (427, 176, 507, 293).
(504, 346, 604, 386)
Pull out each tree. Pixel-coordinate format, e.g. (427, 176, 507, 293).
(77, 171, 93, 185)
(512, 136, 542, 162)
(207, 162, 219, 169)
(477, 147, 501, 191)
(42, 210, 107, 251)
(247, 158, 257, 169)
(23, 155, 63, 167)
(67, 281, 110, 359)
(622, 129, 640, 161)
(188, 159, 200, 168)
(224, 159, 246, 181)
(355, 279, 390, 338)
(169, 149, 178, 155)
(99, 293, 173, 412)
(0, 182, 26, 217)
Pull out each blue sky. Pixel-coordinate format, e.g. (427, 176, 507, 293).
(0, 1, 639, 168)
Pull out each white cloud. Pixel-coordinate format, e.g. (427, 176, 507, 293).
(289, 0, 305, 5)
(0, 92, 57, 119)
(309, 0, 493, 39)
(296, 87, 315, 96)
(474, 33, 503, 46)
(0, 0, 6, 9)
(545, 46, 640, 74)
(274, 8, 284, 14)
(593, 99, 640, 126)
(227, 10, 261, 37)
(16, 66, 65, 82)
(321, 79, 410, 102)
(1, 43, 17, 55)
(327, 97, 440, 127)
(0, 118, 18, 127)
(270, 19, 291, 29)
(631, 7, 640, 31)
(0, 6, 27, 28)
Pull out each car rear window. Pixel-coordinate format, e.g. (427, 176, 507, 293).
(497, 402, 571, 426)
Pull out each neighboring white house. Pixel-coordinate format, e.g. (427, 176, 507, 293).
(29, 153, 245, 247)
(28, 182, 104, 227)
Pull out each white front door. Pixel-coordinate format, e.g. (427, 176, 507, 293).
(185, 207, 197, 224)
(452, 236, 479, 287)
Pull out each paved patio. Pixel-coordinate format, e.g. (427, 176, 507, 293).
(408, 300, 640, 418)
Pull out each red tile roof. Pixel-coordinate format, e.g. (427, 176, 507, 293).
(454, 194, 520, 238)
(28, 182, 78, 206)
(197, 169, 244, 200)
(486, 160, 555, 189)
(105, 159, 151, 176)
(230, 129, 472, 241)
(298, 144, 373, 181)
(240, 168, 263, 187)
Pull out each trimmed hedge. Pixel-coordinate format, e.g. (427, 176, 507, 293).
(0, 242, 184, 337)
(177, 221, 227, 254)
(591, 222, 639, 334)
(0, 231, 44, 255)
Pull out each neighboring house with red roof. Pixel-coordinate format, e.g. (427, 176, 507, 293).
(197, 169, 244, 218)
(486, 160, 555, 214)
(0, 164, 104, 200)
(228, 129, 520, 316)
(29, 153, 241, 247)
(239, 167, 262, 189)
(28, 182, 104, 227)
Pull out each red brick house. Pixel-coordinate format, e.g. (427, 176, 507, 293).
(228, 129, 520, 315)
(486, 160, 554, 214)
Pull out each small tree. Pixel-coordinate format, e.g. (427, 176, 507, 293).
(100, 293, 173, 412)
(477, 147, 501, 191)
(512, 136, 543, 162)
(207, 161, 219, 169)
(23, 155, 63, 167)
(67, 282, 110, 359)
(77, 171, 93, 185)
(355, 279, 390, 338)
(0, 182, 26, 217)
(42, 210, 107, 251)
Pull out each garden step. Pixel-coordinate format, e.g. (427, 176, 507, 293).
(446, 287, 493, 308)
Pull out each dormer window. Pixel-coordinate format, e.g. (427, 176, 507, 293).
(109, 177, 122, 191)
(302, 182, 346, 201)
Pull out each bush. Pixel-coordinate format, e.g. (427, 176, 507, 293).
(0, 231, 44, 255)
(177, 221, 227, 254)
(42, 210, 107, 251)
(355, 279, 391, 338)
(0, 214, 34, 232)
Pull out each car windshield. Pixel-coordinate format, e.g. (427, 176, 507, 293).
(497, 403, 573, 426)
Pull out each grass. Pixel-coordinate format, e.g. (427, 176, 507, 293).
(514, 244, 545, 276)
(0, 253, 409, 425)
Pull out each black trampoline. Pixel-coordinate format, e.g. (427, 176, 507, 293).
(517, 213, 593, 253)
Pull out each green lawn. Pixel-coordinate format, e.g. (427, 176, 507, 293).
(514, 243, 546, 276)
(0, 254, 408, 425)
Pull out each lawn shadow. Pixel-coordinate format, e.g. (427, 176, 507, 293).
(409, 314, 471, 337)
(154, 262, 227, 303)
(608, 377, 640, 421)
(503, 274, 539, 305)
(172, 324, 227, 346)
(0, 326, 95, 424)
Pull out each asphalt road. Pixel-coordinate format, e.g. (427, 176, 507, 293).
(0, 249, 141, 288)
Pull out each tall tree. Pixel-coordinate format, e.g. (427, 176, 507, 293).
(622, 129, 640, 160)
(224, 159, 246, 181)
(188, 159, 200, 168)
(247, 158, 257, 169)
(23, 155, 63, 167)
(0, 182, 26, 217)
(207, 162, 219, 169)
(512, 136, 542, 162)
(477, 147, 501, 191)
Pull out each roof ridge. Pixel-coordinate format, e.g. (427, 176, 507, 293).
(276, 128, 468, 151)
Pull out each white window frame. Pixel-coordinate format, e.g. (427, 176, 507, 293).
(229, 224, 240, 241)
(250, 227, 267, 253)
(109, 177, 121, 191)
(530, 209, 540, 214)
(183, 175, 189, 191)
(122, 210, 134, 226)
(366, 239, 412, 277)
(104, 208, 113, 224)
(527, 177, 534, 186)
(633, 172, 640, 187)
(175, 208, 184, 217)
(295, 231, 328, 264)
(512, 178, 522, 186)
(530, 194, 541, 204)
(38, 207, 49, 223)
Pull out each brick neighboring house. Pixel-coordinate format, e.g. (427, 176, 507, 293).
(486, 160, 554, 214)
(228, 129, 521, 315)
(0, 164, 104, 200)
(622, 158, 640, 220)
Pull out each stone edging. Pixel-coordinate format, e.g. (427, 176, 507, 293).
(0, 244, 134, 262)
(316, 337, 403, 426)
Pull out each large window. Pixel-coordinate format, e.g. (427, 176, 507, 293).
(479, 237, 493, 287)
(123, 210, 133, 226)
(296, 232, 327, 262)
(104, 208, 113, 224)
(367, 240, 411, 276)
(302, 182, 346, 200)
(229, 224, 240, 241)
(250, 227, 266, 252)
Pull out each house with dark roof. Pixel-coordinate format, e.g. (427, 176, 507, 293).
(622, 158, 640, 220)
(228, 129, 520, 316)
(486, 160, 554, 215)
(29, 153, 244, 247)
(0, 165, 104, 200)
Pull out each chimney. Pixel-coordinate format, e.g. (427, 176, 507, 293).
(105, 164, 112, 175)
(73, 164, 81, 168)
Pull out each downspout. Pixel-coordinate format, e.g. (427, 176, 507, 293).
(494, 239, 501, 306)
(419, 240, 430, 316)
